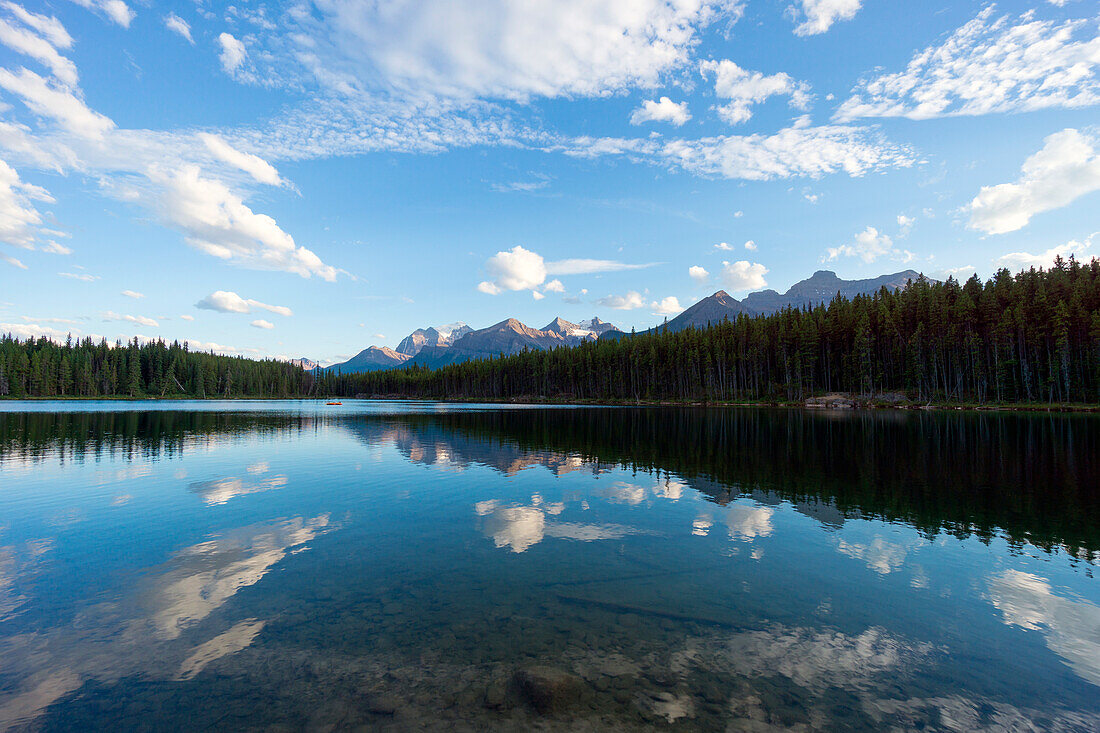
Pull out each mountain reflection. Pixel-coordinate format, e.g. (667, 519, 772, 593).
(3, 407, 1098, 559)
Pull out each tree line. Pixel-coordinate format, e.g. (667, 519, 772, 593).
(336, 259, 1100, 405)
(0, 335, 316, 398)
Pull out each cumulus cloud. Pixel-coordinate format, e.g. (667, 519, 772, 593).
(300, 0, 742, 102)
(651, 295, 683, 315)
(250, 319, 274, 329)
(714, 241, 733, 251)
(721, 260, 768, 291)
(823, 226, 900, 263)
(790, 0, 861, 36)
(156, 166, 335, 280)
(967, 129, 1100, 235)
(0, 158, 52, 250)
(0, 67, 114, 139)
(993, 235, 1093, 271)
(700, 59, 810, 124)
(897, 214, 915, 235)
(630, 96, 691, 126)
(68, 0, 135, 28)
(164, 13, 193, 44)
(40, 240, 71, 254)
(218, 33, 247, 74)
(597, 291, 646, 309)
(179, 314, 194, 321)
(102, 311, 158, 327)
(478, 245, 653, 294)
(195, 291, 293, 316)
(543, 278, 565, 293)
(744, 240, 757, 250)
(120, 290, 143, 299)
(199, 133, 283, 186)
(688, 265, 709, 282)
(835, 8, 1100, 121)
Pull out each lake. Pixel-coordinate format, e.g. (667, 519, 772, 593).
(0, 400, 1098, 731)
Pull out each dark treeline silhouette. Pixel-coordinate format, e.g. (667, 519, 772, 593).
(0, 335, 316, 398)
(336, 261, 1100, 404)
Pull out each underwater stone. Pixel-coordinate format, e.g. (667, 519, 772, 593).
(512, 666, 586, 715)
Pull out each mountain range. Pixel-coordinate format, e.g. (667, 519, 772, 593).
(605, 269, 926, 338)
(320, 269, 928, 374)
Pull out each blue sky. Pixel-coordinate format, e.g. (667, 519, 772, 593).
(0, 0, 1098, 364)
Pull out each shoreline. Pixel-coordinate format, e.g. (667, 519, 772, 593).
(3, 394, 1100, 414)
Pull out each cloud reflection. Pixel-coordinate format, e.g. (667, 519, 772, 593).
(988, 569, 1100, 686)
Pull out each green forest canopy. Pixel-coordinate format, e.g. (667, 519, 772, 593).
(4, 260, 1100, 404)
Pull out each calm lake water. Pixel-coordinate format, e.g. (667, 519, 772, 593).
(0, 400, 1098, 731)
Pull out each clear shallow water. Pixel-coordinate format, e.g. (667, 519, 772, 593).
(0, 401, 1098, 731)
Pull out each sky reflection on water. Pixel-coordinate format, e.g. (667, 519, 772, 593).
(0, 401, 1097, 731)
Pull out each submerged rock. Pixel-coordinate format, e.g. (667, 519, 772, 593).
(512, 666, 586, 714)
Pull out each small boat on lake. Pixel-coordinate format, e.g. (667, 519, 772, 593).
(326, 401, 342, 405)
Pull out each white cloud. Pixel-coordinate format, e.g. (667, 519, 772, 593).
(200, 133, 283, 186)
(59, 270, 96, 281)
(121, 290, 143, 299)
(0, 13, 78, 87)
(720, 260, 768, 291)
(714, 241, 733, 251)
(648, 122, 914, 180)
(1, 252, 26, 268)
(164, 13, 193, 44)
(744, 239, 757, 250)
(824, 226, 895, 263)
(156, 165, 336, 280)
(651, 295, 683, 315)
(967, 129, 1100, 235)
(897, 214, 915, 235)
(298, 0, 742, 102)
(630, 96, 691, 126)
(40, 240, 70, 254)
(68, 0, 134, 28)
(835, 8, 1100, 121)
(478, 245, 546, 293)
(250, 319, 274, 329)
(0, 67, 114, 139)
(195, 291, 293, 317)
(700, 59, 810, 124)
(531, 290, 545, 300)
(478, 245, 653, 294)
(597, 291, 646, 310)
(993, 235, 1093, 271)
(5, 4, 73, 49)
(179, 314, 194, 321)
(543, 278, 565, 293)
(688, 265, 709, 282)
(0, 158, 52, 249)
(218, 32, 247, 74)
(102, 311, 158, 327)
(790, 0, 861, 36)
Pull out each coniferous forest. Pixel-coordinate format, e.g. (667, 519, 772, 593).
(341, 261, 1100, 405)
(4, 261, 1100, 404)
(0, 336, 316, 398)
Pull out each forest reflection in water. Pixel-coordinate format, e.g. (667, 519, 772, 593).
(0, 403, 1098, 731)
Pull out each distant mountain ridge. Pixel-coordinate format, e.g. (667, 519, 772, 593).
(395, 322, 472, 357)
(326, 316, 625, 374)
(604, 269, 929, 339)
(321, 269, 930, 374)
(741, 269, 924, 315)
